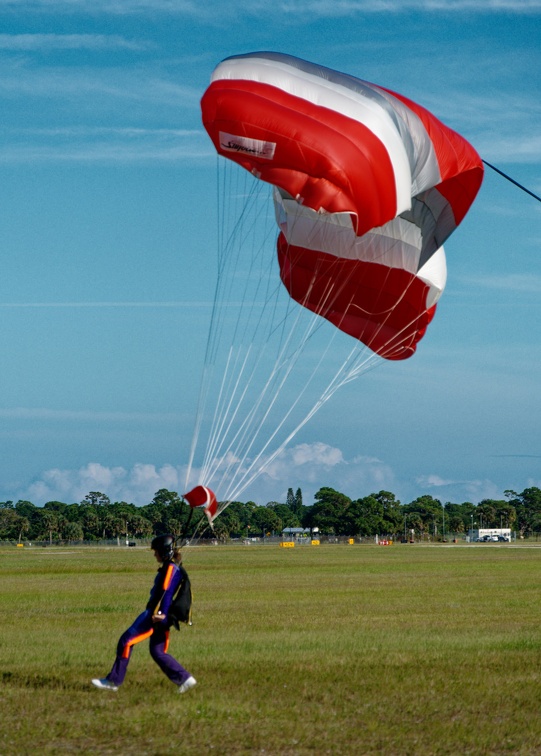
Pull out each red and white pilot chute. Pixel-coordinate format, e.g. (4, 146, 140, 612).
(183, 485, 218, 525)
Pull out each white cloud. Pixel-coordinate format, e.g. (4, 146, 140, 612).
(1, 0, 540, 13)
(0, 300, 215, 307)
(0, 33, 148, 50)
(416, 474, 504, 503)
(0, 139, 211, 163)
(290, 441, 344, 468)
(275, 0, 541, 15)
(13, 444, 517, 508)
(478, 136, 541, 165)
(0, 60, 199, 107)
(16, 443, 396, 506)
(466, 273, 541, 293)
(0, 406, 179, 423)
(416, 474, 455, 488)
(236, 442, 396, 503)
(24, 461, 188, 505)
(0, 125, 211, 163)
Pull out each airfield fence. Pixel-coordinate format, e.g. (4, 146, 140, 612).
(0, 532, 524, 549)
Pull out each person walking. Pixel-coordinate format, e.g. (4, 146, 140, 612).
(91, 534, 196, 694)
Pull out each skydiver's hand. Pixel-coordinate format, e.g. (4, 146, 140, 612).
(152, 612, 166, 623)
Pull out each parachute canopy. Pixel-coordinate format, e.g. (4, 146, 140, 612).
(183, 485, 218, 524)
(201, 52, 483, 359)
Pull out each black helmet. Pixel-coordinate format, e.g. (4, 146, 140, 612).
(151, 534, 175, 561)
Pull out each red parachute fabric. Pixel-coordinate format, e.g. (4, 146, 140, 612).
(201, 52, 483, 359)
(183, 485, 218, 524)
(277, 236, 437, 360)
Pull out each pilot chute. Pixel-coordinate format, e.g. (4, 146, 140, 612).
(184, 485, 218, 525)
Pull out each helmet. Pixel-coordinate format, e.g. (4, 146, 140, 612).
(151, 534, 175, 561)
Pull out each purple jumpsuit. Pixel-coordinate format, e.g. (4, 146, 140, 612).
(106, 561, 192, 687)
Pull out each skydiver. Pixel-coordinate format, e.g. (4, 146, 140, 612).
(91, 534, 196, 694)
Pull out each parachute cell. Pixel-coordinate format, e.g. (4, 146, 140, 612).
(201, 52, 483, 359)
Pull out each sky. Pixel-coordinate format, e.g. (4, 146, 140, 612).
(0, 0, 540, 509)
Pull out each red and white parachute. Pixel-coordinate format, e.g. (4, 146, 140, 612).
(183, 485, 218, 525)
(201, 52, 483, 359)
(186, 53, 483, 507)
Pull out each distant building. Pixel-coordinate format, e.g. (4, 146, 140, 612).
(468, 527, 512, 542)
(282, 527, 312, 538)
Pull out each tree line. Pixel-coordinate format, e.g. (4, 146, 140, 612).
(1, 486, 540, 543)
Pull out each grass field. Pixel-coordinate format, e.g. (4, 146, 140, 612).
(1, 542, 541, 755)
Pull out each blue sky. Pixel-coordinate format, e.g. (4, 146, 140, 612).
(0, 0, 540, 508)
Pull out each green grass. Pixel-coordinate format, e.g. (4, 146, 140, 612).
(1, 543, 541, 755)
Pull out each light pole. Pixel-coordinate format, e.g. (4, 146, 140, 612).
(442, 503, 445, 542)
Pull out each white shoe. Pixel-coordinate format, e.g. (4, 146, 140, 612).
(178, 675, 197, 694)
(91, 678, 118, 691)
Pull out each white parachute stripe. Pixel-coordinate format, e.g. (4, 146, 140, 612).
(273, 189, 446, 302)
(276, 192, 422, 268)
(417, 246, 447, 308)
(371, 86, 442, 196)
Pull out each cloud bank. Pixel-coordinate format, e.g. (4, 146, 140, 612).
(16, 442, 396, 506)
(1, 0, 540, 14)
(0, 33, 147, 50)
(10, 441, 509, 507)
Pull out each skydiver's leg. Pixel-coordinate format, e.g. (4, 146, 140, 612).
(106, 612, 154, 687)
(149, 625, 191, 686)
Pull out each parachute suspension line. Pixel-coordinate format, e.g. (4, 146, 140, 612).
(201, 243, 291, 491)
(188, 161, 290, 496)
(184, 161, 229, 491)
(231, 213, 282, 350)
(210, 167, 274, 362)
(293, 252, 384, 386)
(224, 347, 380, 503)
(482, 160, 541, 204)
(204, 201, 399, 500)
(364, 265, 429, 361)
(207, 289, 329, 501)
(211, 229, 383, 503)
(205, 171, 322, 442)
(190, 165, 428, 506)
(185, 162, 262, 491)
(209, 172, 265, 361)
(219, 302, 337, 499)
(224, 338, 383, 503)
(200, 345, 256, 485)
(199, 345, 244, 480)
(203, 262, 338, 497)
(303, 211, 439, 362)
